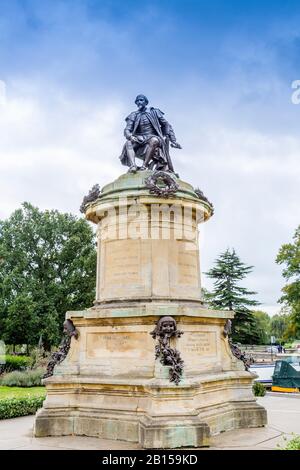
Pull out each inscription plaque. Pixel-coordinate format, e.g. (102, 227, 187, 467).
(182, 332, 217, 358)
(86, 332, 152, 359)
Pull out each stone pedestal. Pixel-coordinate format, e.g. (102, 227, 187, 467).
(35, 171, 267, 448)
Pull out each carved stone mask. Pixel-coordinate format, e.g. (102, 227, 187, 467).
(63, 319, 78, 338)
(161, 321, 176, 334)
(157, 316, 177, 335)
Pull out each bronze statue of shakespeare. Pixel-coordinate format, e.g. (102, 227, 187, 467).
(119, 95, 182, 173)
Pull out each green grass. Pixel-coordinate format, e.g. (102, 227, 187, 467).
(0, 386, 46, 400)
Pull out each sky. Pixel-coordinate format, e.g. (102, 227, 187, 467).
(0, 0, 299, 316)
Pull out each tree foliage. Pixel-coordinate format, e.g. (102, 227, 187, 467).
(205, 248, 260, 344)
(252, 311, 271, 345)
(0, 203, 96, 348)
(270, 312, 291, 343)
(276, 226, 300, 338)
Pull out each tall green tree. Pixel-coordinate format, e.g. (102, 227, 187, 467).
(252, 310, 271, 345)
(276, 226, 300, 338)
(205, 248, 260, 344)
(0, 203, 96, 348)
(270, 311, 291, 343)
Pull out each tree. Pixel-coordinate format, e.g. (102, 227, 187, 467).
(252, 311, 271, 345)
(0, 203, 96, 348)
(205, 248, 260, 344)
(201, 287, 211, 304)
(270, 311, 291, 343)
(276, 226, 300, 337)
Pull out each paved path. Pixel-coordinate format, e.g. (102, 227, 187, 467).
(0, 394, 299, 450)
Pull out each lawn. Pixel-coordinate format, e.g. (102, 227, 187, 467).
(0, 386, 46, 400)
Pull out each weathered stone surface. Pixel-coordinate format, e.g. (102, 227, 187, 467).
(139, 416, 210, 449)
(35, 171, 267, 448)
(35, 365, 266, 446)
(85, 171, 211, 304)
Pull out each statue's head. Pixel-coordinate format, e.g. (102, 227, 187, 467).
(135, 94, 149, 109)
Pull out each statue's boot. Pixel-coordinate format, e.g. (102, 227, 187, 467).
(128, 165, 137, 173)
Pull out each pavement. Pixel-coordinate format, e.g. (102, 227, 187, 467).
(0, 393, 299, 450)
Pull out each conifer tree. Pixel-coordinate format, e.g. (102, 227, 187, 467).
(205, 248, 260, 344)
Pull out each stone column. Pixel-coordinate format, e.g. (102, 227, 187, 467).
(89, 173, 205, 304)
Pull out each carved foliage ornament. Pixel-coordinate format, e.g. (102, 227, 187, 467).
(43, 320, 79, 379)
(145, 171, 179, 198)
(223, 319, 253, 371)
(194, 187, 214, 215)
(223, 319, 232, 338)
(80, 184, 101, 214)
(228, 340, 253, 371)
(150, 316, 184, 385)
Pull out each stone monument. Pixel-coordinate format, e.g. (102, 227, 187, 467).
(34, 95, 267, 448)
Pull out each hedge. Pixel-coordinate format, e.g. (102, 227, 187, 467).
(0, 356, 32, 374)
(0, 396, 44, 420)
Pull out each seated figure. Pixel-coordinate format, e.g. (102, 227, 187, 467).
(119, 94, 181, 173)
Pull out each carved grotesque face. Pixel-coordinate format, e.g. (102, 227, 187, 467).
(63, 319, 75, 336)
(161, 320, 176, 335)
(63, 320, 70, 335)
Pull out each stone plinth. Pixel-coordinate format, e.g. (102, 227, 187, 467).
(35, 171, 267, 448)
(88, 172, 208, 303)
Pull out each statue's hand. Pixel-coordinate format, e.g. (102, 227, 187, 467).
(171, 142, 182, 149)
(130, 136, 139, 143)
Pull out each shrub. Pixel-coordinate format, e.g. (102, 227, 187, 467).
(29, 348, 51, 370)
(252, 381, 266, 397)
(284, 435, 300, 450)
(0, 355, 32, 374)
(0, 368, 45, 387)
(0, 396, 44, 420)
(278, 434, 300, 450)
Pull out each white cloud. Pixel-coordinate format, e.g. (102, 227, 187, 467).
(192, 124, 299, 313)
(0, 81, 125, 215)
(0, 78, 299, 314)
